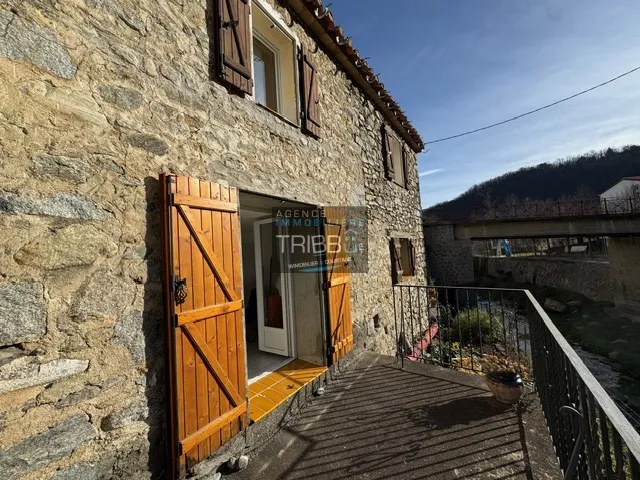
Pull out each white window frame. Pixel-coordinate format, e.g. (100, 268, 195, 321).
(253, 31, 282, 114)
(250, 0, 301, 125)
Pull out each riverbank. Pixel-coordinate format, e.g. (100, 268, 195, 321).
(474, 277, 640, 427)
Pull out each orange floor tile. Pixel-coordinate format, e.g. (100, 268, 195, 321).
(248, 359, 327, 422)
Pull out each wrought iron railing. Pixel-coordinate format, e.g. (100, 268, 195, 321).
(393, 285, 640, 479)
(423, 197, 640, 224)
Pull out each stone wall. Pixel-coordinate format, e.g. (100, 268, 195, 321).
(0, 0, 425, 478)
(608, 237, 640, 315)
(423, 224, 474, 285)
(477, 256, 614, 302)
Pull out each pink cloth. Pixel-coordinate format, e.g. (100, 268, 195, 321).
(406, 323, 439, 361)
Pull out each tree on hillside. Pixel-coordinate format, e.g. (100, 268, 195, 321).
(426, 145, 640, 215)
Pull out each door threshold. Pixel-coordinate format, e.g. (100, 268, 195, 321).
(248, 357, 295, 385)
(248, 359, 328, 423)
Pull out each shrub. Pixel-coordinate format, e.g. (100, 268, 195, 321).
(449, 309, 502, 346)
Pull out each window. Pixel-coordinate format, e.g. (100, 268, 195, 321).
(399, 238, 413, 276)
(253, 37, 278, 112)
(382, 126, 409, 188)
(251, 4, 298, 124)
(390, 237, 416, 284)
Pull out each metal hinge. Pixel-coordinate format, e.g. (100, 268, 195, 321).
(222, 19, 239, 29)
(166, 176, 176, 204)
(327, 345, 335, 358)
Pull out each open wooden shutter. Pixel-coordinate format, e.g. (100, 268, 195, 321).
(322, 207, 353, 364)
(216, 0, 252, 94)
(408, 239, 416, 276)
(402, 146, 410, 188)
(382, 126, 395, 181)
(300, 45, 321, 137)
(161, 173, 247, 477)
(390, 237, 403, 284)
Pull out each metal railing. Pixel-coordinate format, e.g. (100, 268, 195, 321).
(393, 285, 640, 479)
(424, 197, 640, 224)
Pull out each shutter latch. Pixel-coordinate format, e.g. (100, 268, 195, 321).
(173, 275, 188, 305)
(222, 19, 239, 29)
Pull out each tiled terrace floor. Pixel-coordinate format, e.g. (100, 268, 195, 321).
(248, 359, 327, 422)
(233, 352, 562, 480)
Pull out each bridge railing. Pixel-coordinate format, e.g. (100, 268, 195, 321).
(424, 197, 640, 224)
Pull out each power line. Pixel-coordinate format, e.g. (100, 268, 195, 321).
(424, 65, 640, 146)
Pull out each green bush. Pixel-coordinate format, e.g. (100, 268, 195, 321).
(449, 309, 502, 346)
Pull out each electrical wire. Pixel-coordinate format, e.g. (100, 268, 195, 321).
(424, 65, 640, 146)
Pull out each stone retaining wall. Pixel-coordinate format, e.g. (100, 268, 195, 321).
(609, 237, 640, 314)
(0, 0, 426, 477)
(423, 224, 474, 285)
(477, 256, 614, 301)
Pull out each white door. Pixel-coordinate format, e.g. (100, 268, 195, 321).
(254, 219, 291, 356)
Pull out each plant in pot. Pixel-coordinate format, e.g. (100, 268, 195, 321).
(482, 353, 525, 405)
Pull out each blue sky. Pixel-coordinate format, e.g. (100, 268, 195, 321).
(330, 1, 640, 207)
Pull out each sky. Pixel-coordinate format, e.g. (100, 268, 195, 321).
(330, 1, 640, 207)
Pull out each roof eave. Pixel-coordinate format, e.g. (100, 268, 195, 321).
(283, 0, 425, 153)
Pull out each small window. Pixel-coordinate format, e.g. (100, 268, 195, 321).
(399, 238, 413, 276)
(390, 237, 416, 284)
(251, 3, 298, 124)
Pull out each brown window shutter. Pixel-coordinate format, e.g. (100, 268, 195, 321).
(300, 45, 321, 137)
(402, 146, 410, 188)
(408, 239, 416, 276)
(389, 238, 403, 284)
(382, 126, 395, 181)
(216, 0, 252, 94)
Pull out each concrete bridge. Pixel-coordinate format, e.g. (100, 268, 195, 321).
(422, 198, 640, 315)
(442, 214, 640, 240)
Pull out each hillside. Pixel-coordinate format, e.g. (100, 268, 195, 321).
(427, 145, 640, 214)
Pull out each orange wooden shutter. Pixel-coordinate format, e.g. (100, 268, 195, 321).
(216, 0, 252, 94)
(161, 173, 247, 477)
(300, 45, 321, 137)
(323, 207, 353, 364)
(382, 126, 395, 180)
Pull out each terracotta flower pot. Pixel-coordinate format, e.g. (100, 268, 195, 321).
(485, 371, 524, 404)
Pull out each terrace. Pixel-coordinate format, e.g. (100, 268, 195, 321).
(231, 287, 640, 479)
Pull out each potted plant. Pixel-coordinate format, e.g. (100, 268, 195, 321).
(482, 354, 525, 404)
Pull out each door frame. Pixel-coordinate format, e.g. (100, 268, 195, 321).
(253, 217, 296, 358)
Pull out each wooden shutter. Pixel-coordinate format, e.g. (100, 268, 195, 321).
(402, 146, 410, 188)
(300, 45, 321, 137)
(216, 0, 252, 94)
(322, 207, 353, 364)
(161, 173, 247, 477)
(390, 237, 403, 284)
(408, 239, 416, 276)
(382, 126, 395, 181)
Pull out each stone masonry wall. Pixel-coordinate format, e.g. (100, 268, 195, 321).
(608, 237, 640, 313)
(479, 256, 614, 302)
(423, 224, 473, 285)
(0, 0, 426, 478)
